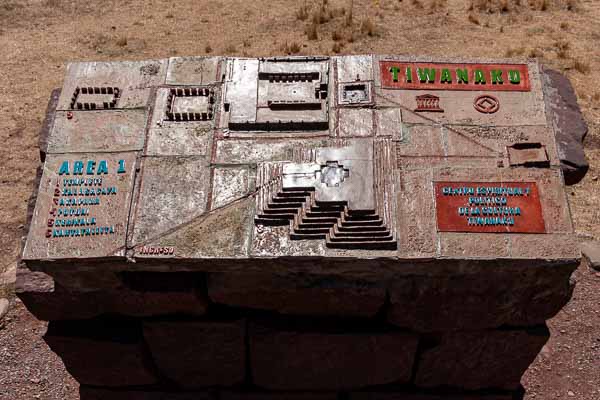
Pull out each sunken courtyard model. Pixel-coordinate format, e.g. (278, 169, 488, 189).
(17, 55, 588, 400)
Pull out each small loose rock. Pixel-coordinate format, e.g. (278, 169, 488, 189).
(0, 298, 9, 321)
(581, 241, 600, 271)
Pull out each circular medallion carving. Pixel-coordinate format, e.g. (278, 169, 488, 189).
(474, 95, 500, 114)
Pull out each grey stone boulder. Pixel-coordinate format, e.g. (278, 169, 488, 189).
(581, 241, 600, 271)
(543, 68, 589, 185)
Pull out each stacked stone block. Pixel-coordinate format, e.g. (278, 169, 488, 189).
(18, 260, 575, 399)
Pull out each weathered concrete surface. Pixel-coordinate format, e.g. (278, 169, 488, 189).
(48, 110, 147, 153)
(223, 393, 338, 400)
(250, 322, 418, 390)
(17, 267, 207, 320)
(44, 320, 158, 387)
(387, 264, 576, 332)
(80, 387, 214, 400)
(79, 388, 514, 400)
(349, 394, 512, 400)
(208, 272, 386, 317)
(337, 108, 374, 137)
(80, 388, 339, 400)
(79, 389, 513, 400)
(16, 267, 93, 321)
(414, 327, 549, 390)
(543, 68, 589, 184)
(336, 55, 374, 83)
(146, 86, 216, 156)
(211, 166, 252, 209)
(131, 156, 211, 246)
(143, 320, 246, 388)
(214, 137, 330, 164)
(166, 56, 222, 85)
(135, 197, 254, 259)
(56, 60, 168, 110)
(49, 269, 123, 291)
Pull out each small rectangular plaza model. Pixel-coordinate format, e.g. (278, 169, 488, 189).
(18, 55, 586, 399)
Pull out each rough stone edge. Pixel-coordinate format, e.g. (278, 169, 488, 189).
(79, 386, 216, 400)
(14, 89, 61, 309)
(581, 241, 600, 271)
(40, 88, 61, 162)
(413, 325, 550, 391)
(541, 66, 588, 185)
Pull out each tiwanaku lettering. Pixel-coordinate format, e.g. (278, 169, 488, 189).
(380, 62, 531, 91)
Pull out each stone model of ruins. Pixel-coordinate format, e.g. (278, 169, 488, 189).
(17, 55, 588, 400)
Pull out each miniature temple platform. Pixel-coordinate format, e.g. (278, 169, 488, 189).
(17, 55, 587, 399)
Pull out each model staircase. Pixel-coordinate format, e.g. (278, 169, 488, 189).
(328, 209, 396, 250)
(290, 201, 345, 240)
(254, 161, 396, 250)
(254, 187, 314, 226)
(291, 202, 396, 249)
(256, 190, 396, 249)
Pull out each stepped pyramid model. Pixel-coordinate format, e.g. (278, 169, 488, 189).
(255, 142, 397, 250)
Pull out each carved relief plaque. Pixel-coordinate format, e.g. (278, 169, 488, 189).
(434, 181, 545, 233)
(380, 62, 531, 91)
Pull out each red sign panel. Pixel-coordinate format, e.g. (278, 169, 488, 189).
(434, 182, 545, 233)
(380, 62, 531, 91)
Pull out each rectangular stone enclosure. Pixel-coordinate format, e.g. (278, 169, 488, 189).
(18, 55, 585, 400)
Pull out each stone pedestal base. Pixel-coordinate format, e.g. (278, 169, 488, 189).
(17, 265, 573, 399)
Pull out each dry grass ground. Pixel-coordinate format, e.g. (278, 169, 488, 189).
(0, 0, 599, 398)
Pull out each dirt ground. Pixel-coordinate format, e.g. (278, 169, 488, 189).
(0, 0, 599, 399)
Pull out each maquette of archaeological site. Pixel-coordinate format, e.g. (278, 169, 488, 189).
(17, 55, 589, 399)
